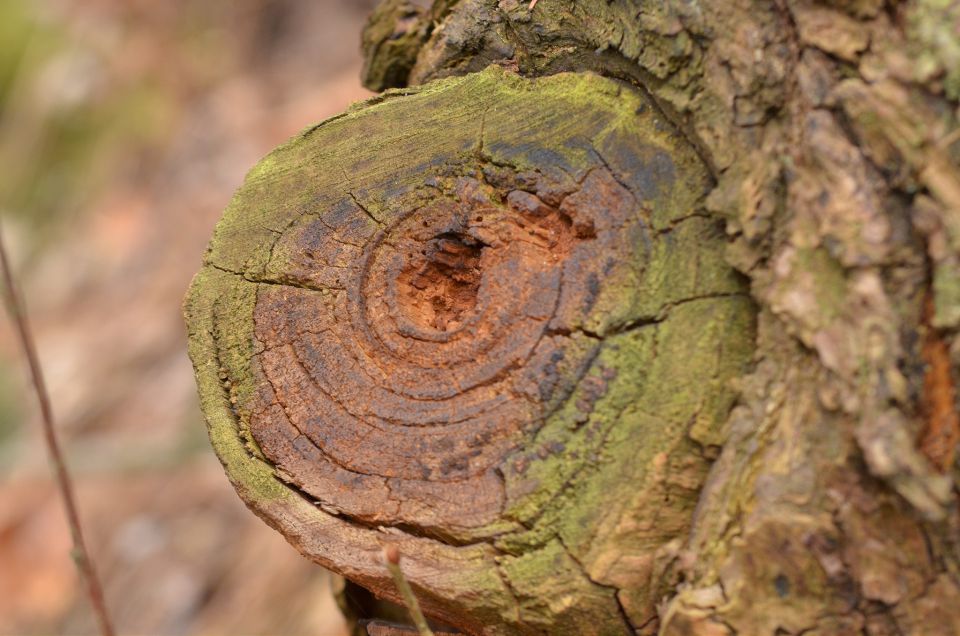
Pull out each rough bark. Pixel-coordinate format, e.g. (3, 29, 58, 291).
(186, 1, 960, 634)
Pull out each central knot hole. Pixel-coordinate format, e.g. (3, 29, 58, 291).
(399, 232, 484, 332)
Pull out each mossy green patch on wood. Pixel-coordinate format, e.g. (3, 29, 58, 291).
(185, 67, 753, 634)
(184, 267, 288, 502)
(498, 539, 626, 634)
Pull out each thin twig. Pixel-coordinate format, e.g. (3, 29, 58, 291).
(0, 221, 115, 636)
(383, 545, 434, 636)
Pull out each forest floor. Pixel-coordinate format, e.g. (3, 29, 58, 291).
(0, 1, 375, 633)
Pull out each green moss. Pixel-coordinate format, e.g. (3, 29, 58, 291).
(909, 0, 960, 99)
(499, 295, 754, 559)
(184, 267, 288, 502)
(933, 262, 960, 329)
(206, 67, 711, 279)
(498, 539, 627, 633)
(186, 67, 754, 633)
(626, 216, 745, 323)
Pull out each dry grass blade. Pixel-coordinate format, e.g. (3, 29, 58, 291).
(383, 545, 435, 636)
(0, 221, 116, 636)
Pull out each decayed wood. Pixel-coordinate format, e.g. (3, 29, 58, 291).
(357, 0, 960, 634)
(185, 68, 754, 634)
(186, 0, 960, 634)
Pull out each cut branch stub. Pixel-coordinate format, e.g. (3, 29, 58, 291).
(185, 68, 755, 635)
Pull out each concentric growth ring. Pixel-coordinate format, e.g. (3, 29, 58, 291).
(249, 169, 634, 533)
(187, 68, 753, 634)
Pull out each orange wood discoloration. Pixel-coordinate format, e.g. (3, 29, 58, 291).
(919, 293, 959, 473)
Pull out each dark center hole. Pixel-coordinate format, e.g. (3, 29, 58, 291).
(399, 232, 484, 332)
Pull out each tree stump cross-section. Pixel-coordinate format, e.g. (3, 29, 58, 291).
(185, 68, 755, 635)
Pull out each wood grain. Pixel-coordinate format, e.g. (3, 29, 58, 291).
(185, 68, 753, 634)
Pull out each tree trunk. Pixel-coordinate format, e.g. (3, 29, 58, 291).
(184, 1, 960, 634)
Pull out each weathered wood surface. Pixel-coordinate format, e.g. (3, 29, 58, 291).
(185, 68, 753, 634)
(187, 0, 960, 634)
(358, 1, 960, 634)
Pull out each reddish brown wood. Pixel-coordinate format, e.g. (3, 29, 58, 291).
(248, 170, 636, 535)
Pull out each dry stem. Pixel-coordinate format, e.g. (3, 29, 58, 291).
(0, 221, 115, 636)
(384, 545, 434, 636)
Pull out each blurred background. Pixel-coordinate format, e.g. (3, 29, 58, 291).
(0, 1, 378, 633)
